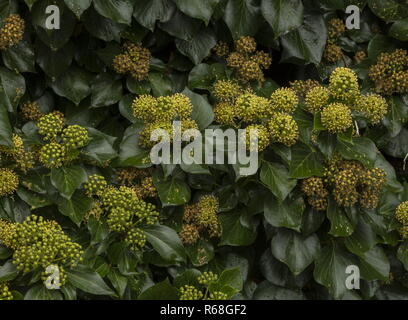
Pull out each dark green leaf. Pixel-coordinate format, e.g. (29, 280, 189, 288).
(264, 195, 305, 232)
(260, 162, 297, 201)
(261, 0, 304, 37)
(51, 165, 88, 199)
(144, 224, 187, 264)
(271, 228, 320, 275)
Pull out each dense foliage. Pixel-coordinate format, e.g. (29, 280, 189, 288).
(2, 0, 408, 300)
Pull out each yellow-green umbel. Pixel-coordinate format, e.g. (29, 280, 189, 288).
(213, 102, 236, 126)
(20, 101, 43, 121)
(198, 272, 218, 285)
(321, 103, 353, 133)
(0, 283, 13, 300)
(124, 227, 147, 251)
(355, 93, 388, 124)
(84, 174, 108, 196)
(37, 112, 65, 141)
(212, 79, 243, 103)
(329, 67, 359, 103)
(6, 215, 83, 274)
(241, 124, 270, 152)
(270, 87, 298, 113)
(179, 223, 200, 245)
(235, 93, 270, 122)
(179, 285, 203, 300)
(62, 125, 89, 149)
(0, 168, 18, 196)
(132, 94, 158, 122)
(39, 142, 66, 168)
(235, 36, 257, 54)
(0, 14, 24, 50)
(396, 201, 408, 225)
(305, 86, 330, 113)
(268, 112, 299, 146)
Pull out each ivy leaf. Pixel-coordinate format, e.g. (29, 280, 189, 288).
(219, 209, 257, 246)
(223, 0, 261, 39)
(260, 162, 297, 202)
(117, 124, 150, 167)
(358, 246, 390, 281)
(368, 0, 408, 22)
(209, 267, 243, 298)
(83, 128, 118, 165)
(93, 0, 134, 25)
(57, 191, 93, 226)
(24, 285, 63, 300)
(35, 40, 75, 78)
(2, 41, 35, 73)
(31, 0, 76, 50)
(397, 240, 408, 271)
(144, 225, 187, 264)
(0, 98, 12, 147)
(313, 243, 357, 299)
(159, 9, 202, 41)
(337, 136, 378, 168)
(382, 95, 408, 138)
(0, 261, 19, 282)
(0, 66, 26, 113)
(51, 165, 88, 199)
(345, 217, 377, 256)
(64, 0, 91, 18)
(389, 18, 408, 41)
(264, 195, 305, 232)
(66, 267, 116, 296)
(271, 229, 320, 275)
(149, 72, 173, 97)
(174, 0, 219, 24)
(261, 0, 304, 38)
(252, 280, 305, 300)
(188, 63, 226, 90)
(133, 0, 175, 31)
(185, 240, 214, 267)
(81, 6, 125, 42)
(176, 27, 217, 65)
(50, 66, 93, 105)
(138, 279, 179, 300)
(152, 168, 191, 206)
(90, 73, 123, 108)
(288, 143, 325, 178)
(327, 199, 355, 237)
(280, 13, 327, 65)
(367, 34, 397, 61)
(182, 87, 214, 129)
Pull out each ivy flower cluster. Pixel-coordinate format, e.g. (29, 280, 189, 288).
(0, 282, 13, 300)
(324, 18, 346, 63)
(0, 14, 25, 50)
(112, 42, 151, 81)
(36, 112, 89, 168)
(302, 156, 386, 211)
(132, 93, 199, 149)
(179, 195, 221, 245)
(211, 79, 300, 149)
(20, 101, 44, 121)
(0, 134, 35, 173)
(0, 216, 83, 279)
(214, 36, 272, 83)
(116, 167, 157, 199)
(179, 272, 227, 300)
(84, 174, 159, 251)
(395, 202, 408, 239)
(303, 67, 388, 133)
(368, 49, 408, 95)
